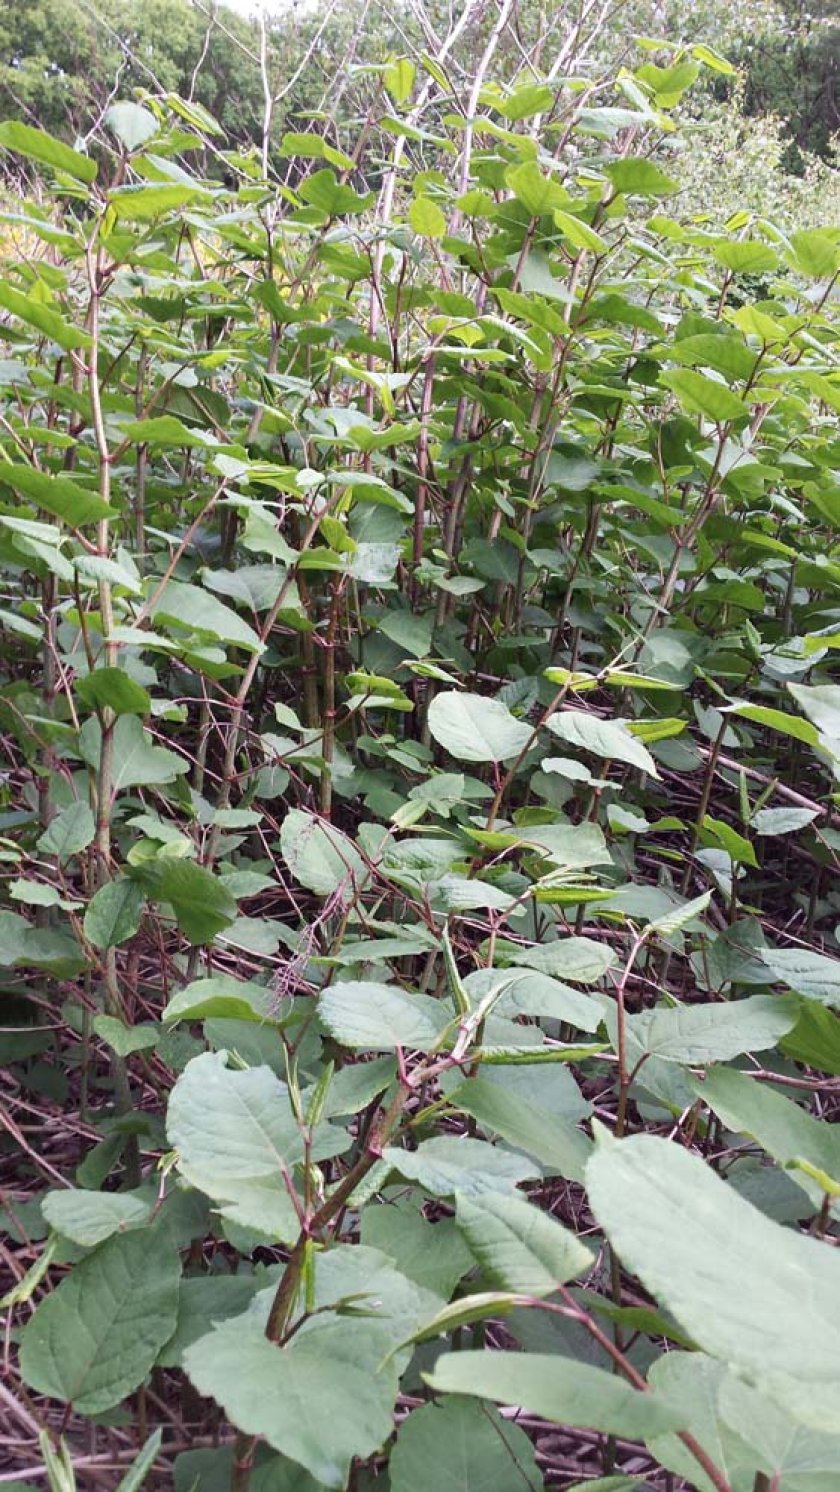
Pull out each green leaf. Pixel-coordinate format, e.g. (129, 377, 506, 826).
(132, 860, 237, 945)
(455, 1189, 593, 1295)
(75, 668, 151, 716)
(713, 240, 779, 274)
(781, 1001, 840, 1074)
(279, 809, 368, 896)
(723, 702, 820, 748)
(507, 936, 616, 983)
(701, 815, 758, 867)
(382, 1135, 538, 1197)
(184, 1316, 398, 1488)
(105, 101, 159, 151)
(319, 980, 452, 1052)
(37, 803, 95, 863)
(0, 120, 97, 183)
(409, 196, 446, 238)
(646, 890, 712, 936)
(384, 55, 416, 104)
(109, 183, 210, 220)
(19, 1229, 180, 1413)
(298, 169, 373, 216)
(700, 1065, 840, 1200)
(0, 463, 115, 525)
(752, 807, 819, 836)
(786, 228, 840, 278)
(553, 209, 607, 253)
(41, 1189, 150, 1247)
(148, 580, 264, 654)
(449, 1076, 591, 1181)
(505, 161, 569, 216)
(646, 1353, 763, 1492)
(79, 716, 188, 791)
(279, 132, 354, 169)
(492, 82, 554, 119)
(759, 945, 840, 1006)
(624, 994, 799, 1066)
(93, 1014, 159, 1057)
(787, 683, 840, 742)
(692, 42, 737, 73)
(0, 283, 91, 350)
(659, 368, 746, 423)
(361, 1204, 473, 1297)
(603, 158, 678, 196)
(167, 1051, 347, 1240)
(425, 1350, 684, 1438)
(586, 1131, 840, 1431)
(162, 975, 277, 1025)
(84, 879, 146, 949)
(636, 59, 700, 99)
(428, 691, 533, 762)
(118, 416, 210, 447)
(546, 710, 659, 776)
(115, 1430, 164, 1492)
(390, 1398, 541, 1492)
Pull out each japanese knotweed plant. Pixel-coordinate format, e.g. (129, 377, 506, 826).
(5, 37, 840, 1492)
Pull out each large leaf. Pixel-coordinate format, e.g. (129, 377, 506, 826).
(0, 120, 97, 182)
(546, 710, 659, 776)
(279, 809, 368, 896)
(0, 463, 115, 525)
(390, 1398, 542, 1492)
(700, 1065, 840, 1199)
(19, 1229, 180, 1412)
(427, 691, 533, 762)
(318, 980, 452, 1051)
(586, 1131, 840, 1430)
(184, 1315, 397, 1489)
(0, 282, 91, 350)
(507, 936, 616, 982)
(382, 1136, 538, 1197)
(148, 580, 264, 653)
(361, 1203, 473, 1298)
(162, 975, 278, 1025)
(455, 1189, 593, 1295)
(133, 860, 237, 945)
(79, 716, 188, 791)
(623, 994, 799, 1066)
(41, 1189, 151, 1247)
(37, 802, 95, 862)
(659, 368, 747, 423)
(84, 878, 146, 950)
(449, 1076, 591, 1181)
(425, 1350, 684, 1438)
(166, 1052, 348, 1239)
(760, 946, 840, 1007)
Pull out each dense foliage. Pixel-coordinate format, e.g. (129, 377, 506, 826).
(6, 14, 840, 1492)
